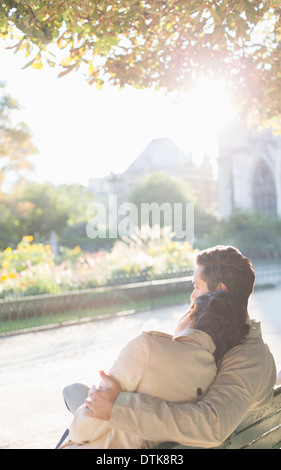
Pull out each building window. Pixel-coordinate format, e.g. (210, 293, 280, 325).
(252, 160, 277, 216)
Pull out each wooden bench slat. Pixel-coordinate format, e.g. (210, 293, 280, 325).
(226, 411, 281, 448)
(242, 424, 281, 449)
(272, 438, 281, 449)
(224, 389, 281, 449)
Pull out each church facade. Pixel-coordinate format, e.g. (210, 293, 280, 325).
(88, 137, 217, 213)
(217, 123, 281, 219)
(88, 127, 281, 222)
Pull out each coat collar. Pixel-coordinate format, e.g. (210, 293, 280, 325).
(246, 319, 262, 338)
(144, 328, 216, 355)
(173, 327, 216, 354)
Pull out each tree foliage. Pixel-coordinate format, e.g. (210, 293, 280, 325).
(196, 210, 281, 260)
(0, 181, 94, 248)
(129, 171, 195, 206)
(0, 1, 281, 126)
(129, 171, 217, 239)
(0, 82, 37, 191)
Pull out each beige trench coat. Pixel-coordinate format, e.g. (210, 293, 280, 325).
(110, 320, 277, 448)
(65, 327, 218, 449)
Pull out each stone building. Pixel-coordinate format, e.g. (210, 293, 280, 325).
(88, 137, 217, 212)
(217, 122, 281, 219)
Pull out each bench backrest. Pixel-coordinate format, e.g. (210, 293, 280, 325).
(221, 385, 281, 449)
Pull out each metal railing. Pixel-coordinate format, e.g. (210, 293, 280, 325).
(1, 262, 281, 336)
(0, 275, 193, 336)
(255, 263, 281, 286)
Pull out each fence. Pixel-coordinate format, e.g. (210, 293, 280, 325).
(1, 263, 281, 336)
(0, 276, 193, 336)
(255, 264, 281, 286)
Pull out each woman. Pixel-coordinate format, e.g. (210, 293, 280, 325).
(60, 290, 249, 449)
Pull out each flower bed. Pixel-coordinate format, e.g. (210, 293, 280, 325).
(0, 227, 196, 300)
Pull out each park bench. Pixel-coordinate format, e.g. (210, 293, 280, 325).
(156, 385, 281, 449)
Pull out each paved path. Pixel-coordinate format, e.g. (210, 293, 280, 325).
(1, 286, 281, 449)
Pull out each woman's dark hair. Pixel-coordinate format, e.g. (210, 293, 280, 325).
(191, 290, 250, 365)
(196, 245, 255, 308)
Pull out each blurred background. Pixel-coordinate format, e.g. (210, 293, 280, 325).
(0, 1, 281, 448)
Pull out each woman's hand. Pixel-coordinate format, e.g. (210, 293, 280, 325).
(84, 370, 122, 421)
(174, 303, 197, 334)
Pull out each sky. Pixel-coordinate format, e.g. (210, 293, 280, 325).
(0, 37, 236, 188)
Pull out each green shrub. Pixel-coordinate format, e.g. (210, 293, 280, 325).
(195, 210, 281, 260)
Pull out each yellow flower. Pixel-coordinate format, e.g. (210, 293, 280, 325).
(0, 272, 17, 281)
(22, 235, 33, 242)
(5, 247, 12, 252)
